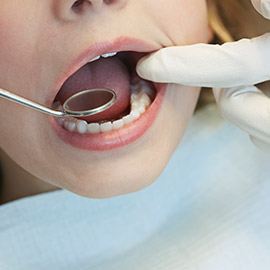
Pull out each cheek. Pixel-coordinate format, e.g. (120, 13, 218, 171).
(169, 85, 201, 129)
(159, 0, 209, 45)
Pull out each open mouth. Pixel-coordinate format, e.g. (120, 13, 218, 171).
(50, 38, 166, 151)
(53, 51, 156, 133)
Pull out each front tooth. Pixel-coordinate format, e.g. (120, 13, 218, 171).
(100, 122, 113, 132)
(88, 123, 100, 134)
(68, 122, 77, 132)
(64, 120, 76, 132)
(123, 115, 134, 125)
(77, 120, 88, 134)
(123, 111, 140, 125)
(57, 117, 65, 126)
(89, 55, 101, 62)
(112, 119, 124, 130)
(101, 52, 117, 58)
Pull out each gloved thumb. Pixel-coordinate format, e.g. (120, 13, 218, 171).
(136, 45, 221, 86)
(136, 35, 270, 88)
(251, 0, 270, 19)
(136, 47, 181, 84)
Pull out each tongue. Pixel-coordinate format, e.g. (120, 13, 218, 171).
(56, 57, 131, 122)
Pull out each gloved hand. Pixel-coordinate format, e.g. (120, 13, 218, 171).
(136, 0, 270, 151)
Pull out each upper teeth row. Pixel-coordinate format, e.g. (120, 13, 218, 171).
(90, 52, 117, 62)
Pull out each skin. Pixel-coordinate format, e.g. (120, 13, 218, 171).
(0, 0, 212, 203)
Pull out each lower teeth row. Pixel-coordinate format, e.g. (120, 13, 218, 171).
(54, 79, 154, 134)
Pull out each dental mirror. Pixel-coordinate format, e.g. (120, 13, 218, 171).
(0, 88, 117, 118)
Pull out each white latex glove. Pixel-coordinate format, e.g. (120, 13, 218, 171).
(136, 0, 270, 151)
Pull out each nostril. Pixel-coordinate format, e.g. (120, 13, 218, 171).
(71, 0, 90, 13)
(72, 0, 84, 7)
(71, 0, 119, 14)
(72, 0, 115, 10)
(104, 0, 115, 4)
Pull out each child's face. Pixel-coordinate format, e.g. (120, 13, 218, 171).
(0, 0, 211, 198)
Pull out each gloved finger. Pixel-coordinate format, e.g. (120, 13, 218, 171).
(249, 135, 270, 152)
(136, 34, 270, 88)
(213, 85, 270, 144)
(251, 0, 270, 19)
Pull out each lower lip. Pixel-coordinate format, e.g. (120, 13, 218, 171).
(50, 83, 167, 151)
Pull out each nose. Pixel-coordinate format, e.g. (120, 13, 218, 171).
(53, 0, 127, 20)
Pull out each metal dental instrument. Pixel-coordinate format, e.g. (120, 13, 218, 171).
(0, 88, 117, 117)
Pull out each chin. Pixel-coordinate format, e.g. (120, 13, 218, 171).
(61, 157, 168, 199)
(53, 134, 174, 199)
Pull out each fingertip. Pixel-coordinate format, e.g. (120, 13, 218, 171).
(251, 0, 270, 19)
(135, 56, 150, 80)
(261, 0, 270, 19)
(136, 54, 161, 81)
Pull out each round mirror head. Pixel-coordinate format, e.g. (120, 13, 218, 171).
(63, 88, 116, 117)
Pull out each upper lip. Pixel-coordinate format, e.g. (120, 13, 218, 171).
(47, 36, 160, 107)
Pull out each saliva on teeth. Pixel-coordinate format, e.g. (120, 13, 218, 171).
(55, 80, 153, 134)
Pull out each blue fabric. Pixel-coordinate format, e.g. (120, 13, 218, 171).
(0, 105, 270, 270)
